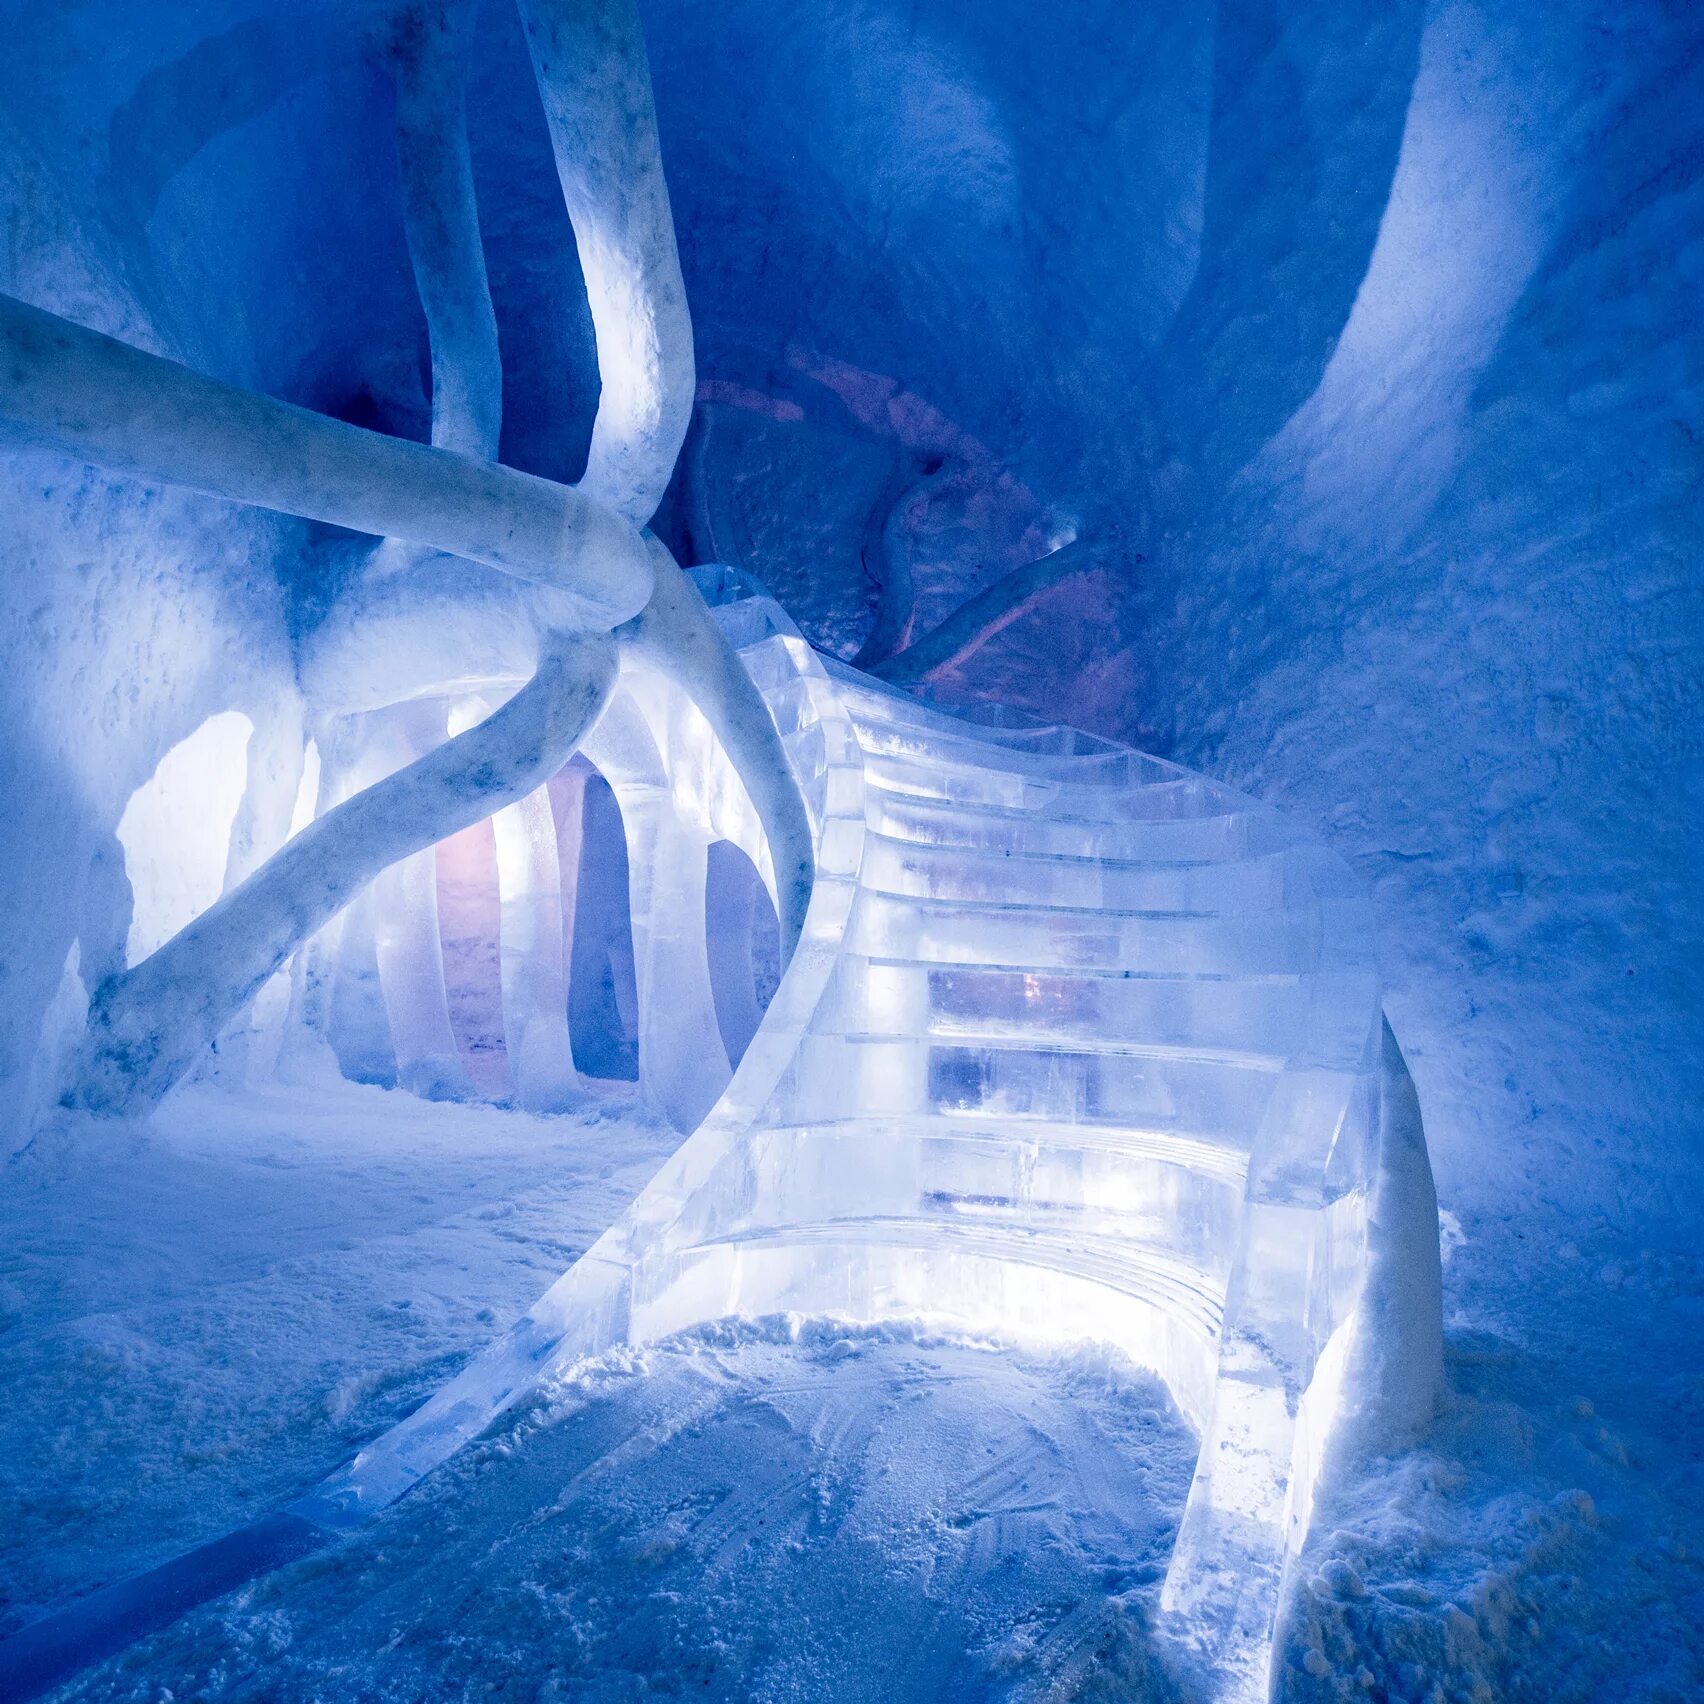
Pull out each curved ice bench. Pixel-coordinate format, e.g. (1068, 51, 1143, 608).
(279, 568, 1441, 1699)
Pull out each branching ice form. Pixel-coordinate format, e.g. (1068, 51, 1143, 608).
(872, 527, 1118, 685)
(391, 0, 502, 467)
(519, 0, 695, 527)
(76, 631, 618, 1115)
(0, 0, 811, 1117)
(0, 2, 1442, 1700)
(0, 296, 651, 624)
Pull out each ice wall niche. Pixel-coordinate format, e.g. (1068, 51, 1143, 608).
(115, 710, 254, 965)
(327, 744, 759, 1113)
(427, 759, 651, 1103)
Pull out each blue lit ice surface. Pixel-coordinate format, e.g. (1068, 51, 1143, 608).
(301, 567, 1429, 1701)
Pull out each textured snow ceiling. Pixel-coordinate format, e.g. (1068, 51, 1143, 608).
(0, 0, 1698, 1365)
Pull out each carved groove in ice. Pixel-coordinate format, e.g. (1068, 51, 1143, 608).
(298, 569, 1418, 1702)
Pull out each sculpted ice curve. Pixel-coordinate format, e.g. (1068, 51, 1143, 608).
(0, 570, 1440, 1704)
(295, 567, 1443, 1703)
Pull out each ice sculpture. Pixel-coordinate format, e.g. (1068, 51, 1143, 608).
(0, 0, 1440, 1694)
(0, 0, 803, 1121)
(269, 568, 1435, 1702)
(0, 573, 1439, 1704)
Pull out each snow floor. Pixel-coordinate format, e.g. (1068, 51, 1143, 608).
(0, 1079, 679, 1640)
(1, 1080, 1195, 1702)
(50, 1322, 1193, 1704)
(3, 1077, 1701, 1702)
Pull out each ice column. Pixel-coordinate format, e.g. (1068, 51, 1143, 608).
(302, 720, 395, 1085)
(619, 793, 728, 1129)
(583, 690, 729, 1129)
(491, 787, 578, 1109)
(338, 703, 469, 1099)
(446, 693, 579, 1111)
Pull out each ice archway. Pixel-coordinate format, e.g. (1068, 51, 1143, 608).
(115, 710, 255, 965)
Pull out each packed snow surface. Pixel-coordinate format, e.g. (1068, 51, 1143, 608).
(5, 1075, 1699, 1702)
(54, 1322, 1196, 1703)
(0, 1079, 679, 1635)
(3, 1079, 1202, 1702)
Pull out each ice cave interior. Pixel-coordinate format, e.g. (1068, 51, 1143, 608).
(0, 2, 1699, 1702)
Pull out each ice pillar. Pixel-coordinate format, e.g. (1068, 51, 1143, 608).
(618, 789, 729, 1130)
(340, 702, 470, 1100)
(490, 783, 579, 1112)
(582, 689, 730, 1130)
(445, 691, 579, 1112)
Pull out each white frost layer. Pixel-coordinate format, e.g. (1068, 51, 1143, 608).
(32, 1309, 1199, 1703)
(0, 1079, 680, 1636)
